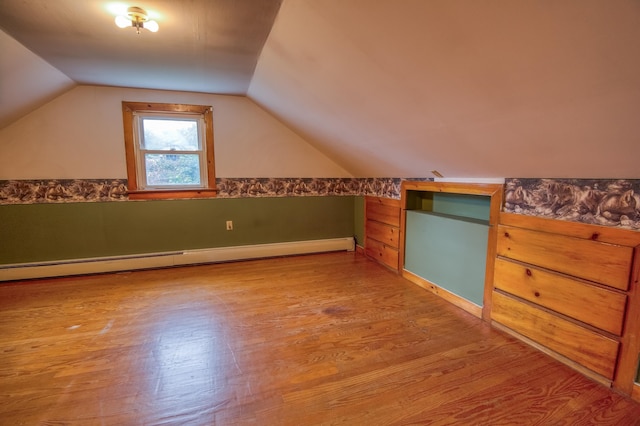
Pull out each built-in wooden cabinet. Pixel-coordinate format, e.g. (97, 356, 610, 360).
(491, 212, 640, 398)
(493, 257, 627, 336)
(366, 183, 640, 401)
(365, 196, 401, 271)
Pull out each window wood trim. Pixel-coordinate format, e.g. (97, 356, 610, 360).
(121, 101, 216, 200)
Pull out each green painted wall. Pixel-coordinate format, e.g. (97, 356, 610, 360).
(0, 196, 355, 265)
(353, 196, 365, 247)
(431, 193, 490, 221)
(405, 191, 490, 221)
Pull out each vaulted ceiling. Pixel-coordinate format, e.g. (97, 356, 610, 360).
(1, 0, 639, 178)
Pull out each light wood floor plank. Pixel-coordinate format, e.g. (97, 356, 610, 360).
(1, 252, 639, 425)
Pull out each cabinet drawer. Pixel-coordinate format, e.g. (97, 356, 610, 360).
(366, 201, 400, 227)
(365, 237, 399, 270)
(496, 225, 632, 290)
(494, 258, 627, 335)
(366, 220, 399, 248)
(492, 291, 619, 379)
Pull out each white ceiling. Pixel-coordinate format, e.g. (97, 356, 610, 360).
(2, 0, 640, 178)
(0, 0, 281, 94)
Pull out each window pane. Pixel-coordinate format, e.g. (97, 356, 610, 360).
(145, 154, 201, 186)
(142, 118, 199, 150)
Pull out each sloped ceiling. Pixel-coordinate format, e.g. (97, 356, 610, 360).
(0, 0, 282, 94)
(249, 0, 640, 178)
(0, 29, 75, 128)
(2, 1, 640, 178)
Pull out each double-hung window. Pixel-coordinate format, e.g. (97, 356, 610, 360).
(122, 102, 216, 199)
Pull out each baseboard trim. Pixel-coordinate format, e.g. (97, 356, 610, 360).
(402, 269, 483, 318)
(0, 237, 355, 282)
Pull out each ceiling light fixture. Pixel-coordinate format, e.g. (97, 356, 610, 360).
(115, 6, 159, 34)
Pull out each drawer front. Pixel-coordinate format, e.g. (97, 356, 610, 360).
(494, 258, 626, 335)
(492, 291, 619, 379)
(366, 201, 401, 227)
(496, 225, 632, 290)
(366, 220, 399, 248)
(365, 237, 399, 270)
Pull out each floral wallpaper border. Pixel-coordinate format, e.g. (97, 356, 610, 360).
(215, 177, 427, 199)
(0, 179, 129, 204)
(0, 177, 431, 205)
(5, 177, 638, 230)
(505, 178, 640, 230)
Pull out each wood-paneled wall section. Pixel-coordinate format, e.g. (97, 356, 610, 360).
(492, 212, 640, 401)
(364, 197, 401, 271)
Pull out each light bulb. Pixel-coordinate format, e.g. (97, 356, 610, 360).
(115, 15, 131, 28)
(145, 20, 159, 32)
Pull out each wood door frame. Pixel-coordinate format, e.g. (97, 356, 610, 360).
(399, 181, 503, 321)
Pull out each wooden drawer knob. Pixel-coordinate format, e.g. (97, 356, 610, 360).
(534, 291, 541, 297)
(526, 268, 532, 276)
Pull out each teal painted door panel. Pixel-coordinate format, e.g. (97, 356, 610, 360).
(404, 211, 489, 306)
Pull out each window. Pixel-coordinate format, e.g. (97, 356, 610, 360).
(122, 102, 216, 200)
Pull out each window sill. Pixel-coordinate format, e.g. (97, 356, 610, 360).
(127, 188, 218, 200)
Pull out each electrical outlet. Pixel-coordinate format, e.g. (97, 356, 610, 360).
(226, 220, 233, 231)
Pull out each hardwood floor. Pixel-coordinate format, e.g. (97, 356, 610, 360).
(1, 252, 639, 425)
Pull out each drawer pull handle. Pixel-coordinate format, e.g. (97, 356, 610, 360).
(504, 232, 510, 238)
(534, 291, 540, 297)
(526, 268, 532, 276)
(591, 232, 600, 240)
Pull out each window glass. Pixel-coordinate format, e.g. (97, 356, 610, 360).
(144, 154, 201, 186)
(141, 118, 200, 151)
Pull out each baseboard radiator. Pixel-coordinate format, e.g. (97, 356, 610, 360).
(0, 237, 355, 282)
